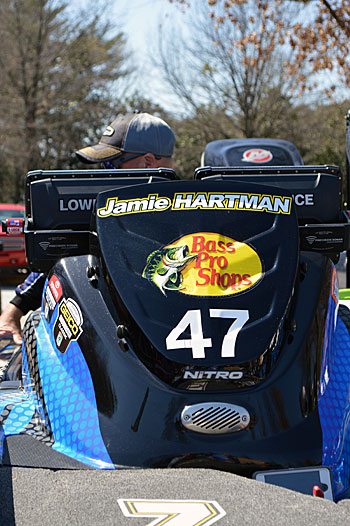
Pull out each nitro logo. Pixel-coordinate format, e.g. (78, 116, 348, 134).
(97, 192, 291, 218)
(183, 370, 243, 380)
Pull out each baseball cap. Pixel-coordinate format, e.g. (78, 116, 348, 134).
(76, 112, 175, 163)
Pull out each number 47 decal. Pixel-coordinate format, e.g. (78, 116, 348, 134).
(166, 309, 249, 359)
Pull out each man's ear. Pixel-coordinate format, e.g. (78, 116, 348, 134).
(143, 153, 157, 168)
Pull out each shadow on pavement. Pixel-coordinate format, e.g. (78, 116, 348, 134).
(0, 462, 15, 525)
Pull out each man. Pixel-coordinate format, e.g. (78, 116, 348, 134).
(0, 112, 176, 344)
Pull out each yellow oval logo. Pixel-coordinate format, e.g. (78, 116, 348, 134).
(142, 232, 263, 297)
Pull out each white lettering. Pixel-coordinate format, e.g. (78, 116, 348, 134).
(154, 198, 170, 210)
(191, 194, 208, 208)
(126, 199, 150, 213)
(208, 194, 225, 208)
(257, 196, 274, 212)
(183, 370, 243, 380)
(173, 194, 195, 209)
(305, 194, 314, 205)
(59, 199, 69, 211)
(237, 194, 258, 210)
(78, 198, 95, 210)
(224, 194, 240, 208)
(205, 371, 217, 379)
(113, 202, 127, 214)
(98, 192, 293, 217)
(273, 196, 291, 213)
(68, 199, 79, 211)
(292, 194, 314, 206)
(98, 199, 116, 217)
(148, 195, 156, 210)
(294, 194, 304, 206)
(216, 371, 229, 379)
(183, 371, 198, 379)
(229, 371, 243, 379)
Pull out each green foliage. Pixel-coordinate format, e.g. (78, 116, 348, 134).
(0, 0, 348, 200)
(0, 0, 131, 201)
(171, 99, 350, 180)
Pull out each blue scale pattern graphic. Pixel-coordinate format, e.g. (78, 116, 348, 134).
(2, 398, 36, 435)
(318, 277, 350, 500)
(0, 390, 36, 463)
(35, 306, 115, 469)
(0, 342, 37, 463)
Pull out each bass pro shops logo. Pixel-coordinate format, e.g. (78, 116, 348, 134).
(142, 232, 263, 297)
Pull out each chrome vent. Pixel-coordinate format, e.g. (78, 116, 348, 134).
(181, 402, 250, 434)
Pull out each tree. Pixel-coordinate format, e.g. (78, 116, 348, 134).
(155, 0, 305, 178)
(159, 1, 302, 138)
(162, 1, 350, 179)
(170, 0, 350, 92)
(0, 0, 131, 202)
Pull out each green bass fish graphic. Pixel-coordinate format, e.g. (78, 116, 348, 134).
(142, 245, 197, 295)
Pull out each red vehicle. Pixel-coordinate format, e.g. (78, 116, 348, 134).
(0, 203, 27, 276)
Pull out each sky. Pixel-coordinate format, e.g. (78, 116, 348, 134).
(73, 0, 348, 113)
(114, 0, 186, 55)
(69, 0, 195, 113)
(111, 0, 190, 112)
